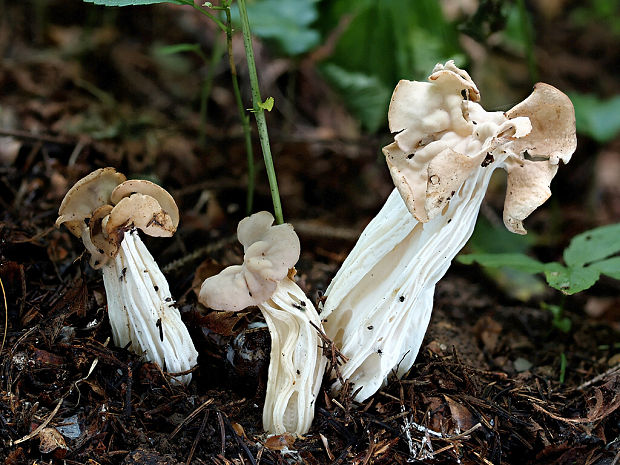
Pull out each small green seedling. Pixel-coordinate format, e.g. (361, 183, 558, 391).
(458, 223, 620, 295)
(541, 302, 571, 333)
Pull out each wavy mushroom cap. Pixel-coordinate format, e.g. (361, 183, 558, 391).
(110, 179, 179, 230)
(56, 168, 180, 264)
(56, 168, 126, 237)
(384, 60, 534, 223)
(106, 193, 178, 241)
(388, 60, 480, 157)
(502, 83, 577, 234)
(199, 211, 301, 312)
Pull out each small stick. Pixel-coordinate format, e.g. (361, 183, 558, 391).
(169, 398, 214, 439)
(186, 410, 210, 465)
(0, 128, 77, 145)
(217, 411, 226, 457)
(576, 363, 620, 391)
(12, 397, 63, 445)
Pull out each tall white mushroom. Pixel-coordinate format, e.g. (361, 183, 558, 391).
(199, 211, 327, 435)
(56, 168, 198, 384)
(321, 61, 577, 401)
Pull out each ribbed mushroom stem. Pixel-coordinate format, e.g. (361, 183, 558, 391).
(322, 155, 507, 401)
(259, 277, 327, 435)
(102, 230, 198, 384)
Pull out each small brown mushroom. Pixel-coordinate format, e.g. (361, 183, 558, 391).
(106, 193, 177, 243)
(110, 179, 179, 229)
(56, 168, 126, 237)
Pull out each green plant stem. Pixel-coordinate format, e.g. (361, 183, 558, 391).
(198, 39, 225, 147)
(224, 4, 255, 214)
(236, 0, 284, 224)
(559, 352, 567, 384)
(178, 0, 227, 32)
(516, 0, 538, 83)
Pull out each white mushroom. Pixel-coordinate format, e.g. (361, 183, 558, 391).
(199, 211, 327, 435)
(321, 61, 577, 402)
(56, 169, 198, 384)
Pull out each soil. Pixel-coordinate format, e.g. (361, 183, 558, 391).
(1, 2, 619, 464)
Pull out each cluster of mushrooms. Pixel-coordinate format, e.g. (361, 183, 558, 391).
(57, 61, 576, 436)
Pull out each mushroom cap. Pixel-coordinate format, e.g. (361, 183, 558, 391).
(106, 193, 177, 243)
(502, 83, 577, 234)
(89, 204, 117, 263)
(505, 83, 576, 166)
(384, 60, 535, 223)
(56, 168, 126, 237)
(389, 60, 479, 155)
(199, 211, 301, 311)
(110, 179, 179, 230)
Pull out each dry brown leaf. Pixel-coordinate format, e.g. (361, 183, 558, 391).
(38, 427, 68, 457)
(192, 258, 225, 298)
(264, 433, 296, 451)
(444, 395, 476, 432)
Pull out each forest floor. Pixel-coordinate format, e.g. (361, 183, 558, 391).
(1, 2, 619, 464)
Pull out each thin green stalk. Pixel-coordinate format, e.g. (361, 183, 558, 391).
(178, 0, 227, 32)
(224, 3, 255, 214)
(516, 0, 538, 83)
(236, 0, 283, 224)
(559, 352, 567, 384)
(198, 39, 225, 147)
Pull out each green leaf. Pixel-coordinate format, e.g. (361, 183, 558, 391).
(590, 256, 620, 280)
(323, 0, 462, 85)
(230, 0, 320, 56)
(563, 223, 620, 267)
(257, 97, 274, 112)
(544, 264, 601, 295)
(456, 253, 548, 273)
(468, 215, 535, 254)
(320, 64, 391, 132)
(154, 43, 202, 55)
(83, 0, 182, 6)
(569, 93, 620, 143)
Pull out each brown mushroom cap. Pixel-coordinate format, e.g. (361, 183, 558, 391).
(505, 83, 577, 166)
(106, 193, 177, 242)
(502, 83, 577, 234)
(56, 168, 126, 237)
(89, 204, 117, 260)
(110, 180, 179, 229)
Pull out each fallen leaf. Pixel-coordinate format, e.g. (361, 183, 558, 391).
(444, 395, 476, 432)
(264, 433, 296, 451)
(38, 427, 68, 458)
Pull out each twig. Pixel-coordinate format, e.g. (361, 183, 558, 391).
(577, 364, 620, 391)
(186, 410, 210, 465)
(169, 398, 214, 440)
(319, 433, 335, 461)
(11, 397, 63, 445)
(162, 236, 237, 273)
(217, 411, 226, 457)
(0, 276, 7, 355)
(0, 128, 76, 145)
(223, 414, 257, 465)
(309, 320, 348, 387)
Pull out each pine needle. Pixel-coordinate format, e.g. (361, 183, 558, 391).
(0, 276, 7, 354)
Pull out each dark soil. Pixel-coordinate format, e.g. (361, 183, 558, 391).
(1, 2, 619, 464)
